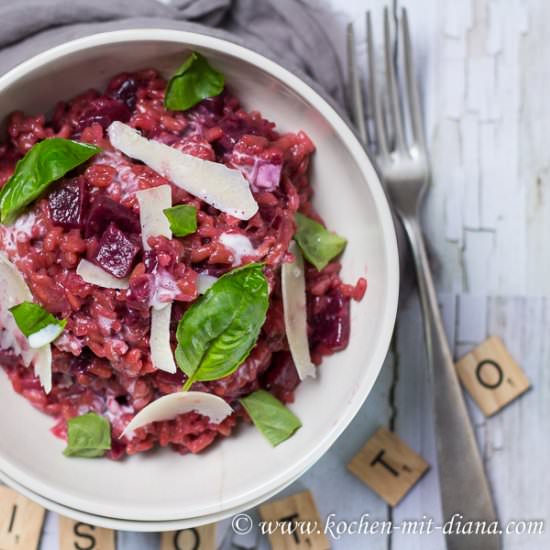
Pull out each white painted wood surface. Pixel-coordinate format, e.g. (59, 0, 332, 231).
(26, 1, 550, 548)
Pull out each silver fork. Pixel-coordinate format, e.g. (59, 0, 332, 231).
(348, 8, 500, 550)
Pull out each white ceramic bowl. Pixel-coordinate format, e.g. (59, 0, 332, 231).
(0, 467, 306, 532)
(0, 29, 398, 524)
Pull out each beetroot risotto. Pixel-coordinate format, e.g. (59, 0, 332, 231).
(0, 52, 366, 459)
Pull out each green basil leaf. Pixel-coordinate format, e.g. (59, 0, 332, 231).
(63, 413, 111, 458)
(176, 263, 269, 388)
(294, 212, 347, 271)
(240, 390, 302, 446)
(0, 138, 100, 223)
(9, 301, 67, 346)
(164, 52, 224, 111)
(163, 204, 197, 237)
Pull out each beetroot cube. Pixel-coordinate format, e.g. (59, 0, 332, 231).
(93, 223, 140, 278)
(261, 352, 300, 403)
(48, 177, 87, 229)
(107, 75, 139, 110)
(309, 291, 351, 352)
(85, 195, 140, 238)
(76, 97, 131, 132)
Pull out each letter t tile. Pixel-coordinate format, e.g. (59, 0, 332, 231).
(347, 427, 429, 507)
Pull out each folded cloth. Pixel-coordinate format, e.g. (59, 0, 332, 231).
(0, 0, 345, 105)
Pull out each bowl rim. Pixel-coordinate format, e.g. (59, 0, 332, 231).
(0, 466, 305, 532)
(0, 28, 399, 520)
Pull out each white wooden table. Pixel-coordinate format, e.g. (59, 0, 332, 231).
(36, 1, 549, 548)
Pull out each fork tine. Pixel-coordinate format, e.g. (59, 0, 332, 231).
(346, 23, 367, 144)
(366, 11, 389, 159)
(383, 6, 406, 153)
(401, 7, 426, 148)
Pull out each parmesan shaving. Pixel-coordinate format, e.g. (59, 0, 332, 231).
(197, 273, 218, 294)
(281, 241, 316, 380)
(135, 185, 172, 250)
(108, 122, 258, 220)
(122, 391, 233, 437)
(0, 253, 52, 393)
(76, 259, 129, 290)
(135, 183, 178, 372)
(150, 304, 177, 374)
(219, 232, 257, 266)
(28, 324, 63, 349)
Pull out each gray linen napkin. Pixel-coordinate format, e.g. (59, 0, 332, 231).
(0, 0, 345, 106)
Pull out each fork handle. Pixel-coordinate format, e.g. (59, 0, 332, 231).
(401, 215, 500, 550)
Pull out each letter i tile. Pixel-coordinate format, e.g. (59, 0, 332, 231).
(0, 486, 45, 550)
(348, 427, 429, 507)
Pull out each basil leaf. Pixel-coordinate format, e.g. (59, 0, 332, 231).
(9, 301, 67, 347)
(63, 413, 111, 458)
(163, 204, 197, 237)
(240, 390, 302, 446)
(0, 138, 100, 223)
(294, 213, 347, 271)
(176, 263, 269, 389)
(164, 52, 224, 111)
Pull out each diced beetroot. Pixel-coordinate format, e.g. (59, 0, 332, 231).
(213, 115, 262, 155)
(85, 195, 140, 237)
(309, 290, 351, 352)
(93, 223, 140, 278)
(107, 75, 138, 110)
(262, 352, 300, 403)
(48, 177, 87, 229)
(76, 97, 131, 132)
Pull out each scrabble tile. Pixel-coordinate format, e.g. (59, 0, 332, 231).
(347, 427, 429, 507)
(0, 486, 45, 550)
(455, 335, 530, 416)
(259, 490, 329, 550)
(161, 524, 216, 550)
(58, 516, 115, 550)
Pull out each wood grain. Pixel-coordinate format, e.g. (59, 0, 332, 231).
(259, 490, 330, 550)
(348, 427, 429, 507)
(58, 516, 115, 550)
(160, 524, 216, 550)
(12, 1, 550, 550)
(456, 335, 530, 416)
(0, 486, 45, 550)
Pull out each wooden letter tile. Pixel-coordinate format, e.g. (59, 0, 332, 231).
(259, 490, 329, 550)
(0, 486, 45, 550)
(347, 427, 429, 507)
(161, 524, 216, 550)
(58, 515, 115, 550)
(455, 335, 530, 416)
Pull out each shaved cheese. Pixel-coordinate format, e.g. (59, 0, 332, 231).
(135, 187, 178, 371)
(0, 253, 52, 393)
(150, 304, 177, 373)
(122, 391, 233, 437)
(197, 273, 218, 294)
(136, 185, 172, 250)
(281, 241, 316, 380)
(34, 347, 52, 394)
(219, 232, 256, 266)
(108, 122, 258, 220)
(28, 324, 63, 349)
(76, 259, 129, 290)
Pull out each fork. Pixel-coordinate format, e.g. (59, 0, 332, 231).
(347, 8, 499, 550)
